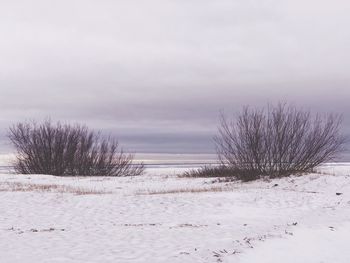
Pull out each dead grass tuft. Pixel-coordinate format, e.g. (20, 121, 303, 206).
(0, 181, 109, 195)
(137, 185, 233, 195)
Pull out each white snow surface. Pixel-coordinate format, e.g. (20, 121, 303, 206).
(0, 165, 350, 263)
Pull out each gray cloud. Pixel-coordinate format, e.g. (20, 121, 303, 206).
(1, 0, 350, 154)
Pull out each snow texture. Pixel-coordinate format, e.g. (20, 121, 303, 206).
(0, 165, 349, 263)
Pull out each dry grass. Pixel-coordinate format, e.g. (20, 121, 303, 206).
(0, 181, 109, 195)
(137, 185, 233, 195)
(181, 166, 261, 182)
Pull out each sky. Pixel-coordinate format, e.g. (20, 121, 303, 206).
(1, 0, 350, 154)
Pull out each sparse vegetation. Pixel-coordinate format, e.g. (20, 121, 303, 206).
(8, 120, 144, 176)
(0, 181, 109, 195)
(182, 166, 260, 181)
(212, 103, 346, 180)
(136, 185, 233, 195)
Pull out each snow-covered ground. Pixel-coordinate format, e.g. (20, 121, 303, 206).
(0, 165, 349, 263)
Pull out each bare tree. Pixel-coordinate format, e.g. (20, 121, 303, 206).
(214, 103, 346, 178)
(8, 120, 144, 176)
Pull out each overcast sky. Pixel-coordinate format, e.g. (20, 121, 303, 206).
(1, 0, 350, 154)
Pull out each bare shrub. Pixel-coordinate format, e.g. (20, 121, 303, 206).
(8, 120, 144, 176)
(214, 103, 346, 179)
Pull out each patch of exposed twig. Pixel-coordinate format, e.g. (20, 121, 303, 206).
(6, 226, 66, 234)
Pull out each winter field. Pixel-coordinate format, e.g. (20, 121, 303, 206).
(0, 163, 350, 263)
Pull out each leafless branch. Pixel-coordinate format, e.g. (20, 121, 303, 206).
(214, 103, 346, 178)
(8, 120, 144, 176)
